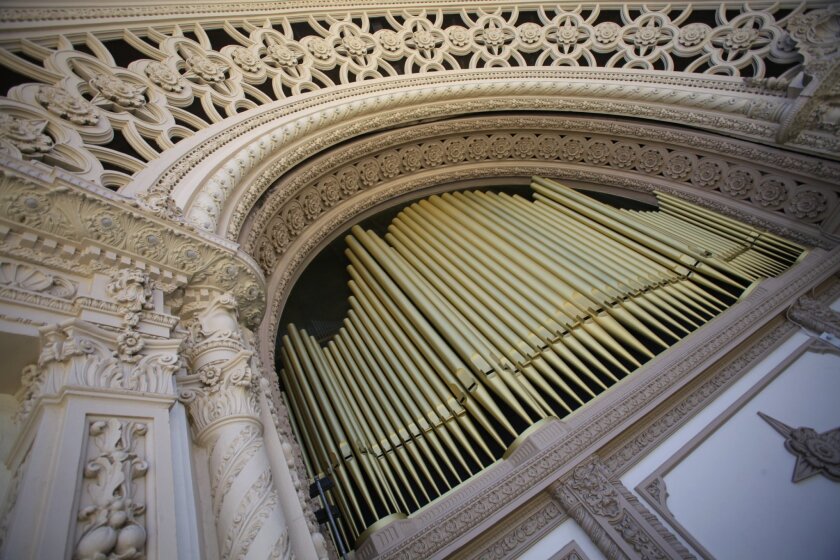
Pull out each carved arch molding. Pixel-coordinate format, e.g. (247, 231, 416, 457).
(237, 111, 840, 369)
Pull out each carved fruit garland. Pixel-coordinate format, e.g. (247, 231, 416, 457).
(75, 419, 148, 560)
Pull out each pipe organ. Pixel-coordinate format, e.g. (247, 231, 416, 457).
(278, 177, 803, 546)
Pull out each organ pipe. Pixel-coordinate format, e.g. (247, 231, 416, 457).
(278, 177, 805, 545)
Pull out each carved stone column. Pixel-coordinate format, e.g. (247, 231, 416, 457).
(178, 291, 291, 559)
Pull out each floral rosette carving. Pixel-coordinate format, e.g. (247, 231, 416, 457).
(0, 113, 53, 158)
(230, 47, 263, 74)
(662, 152, 695, 180)
(446, 26, 471, 53)
(690, 159, 725, 189)
(593, 22, 622, 47)
(318, 176, 342, 207)
(760, 412, 840, 483)
(472, 17, 516, 59)
(785, 190, 828, 220)
(620, 14, 675, 59)
(752, 177, 789, 208)
(143, 61, 184, 93)
(636, 147, 665, 173)
(676, 23, 711, 50)
(720, 167, 757, 198)
(35, 85, 100, 126)
(89, 73, 147, 109)
(376, 30, 403, 56)
(185, 54, 229, 83)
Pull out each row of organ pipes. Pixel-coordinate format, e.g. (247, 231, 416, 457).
(278, 177, 804, 546)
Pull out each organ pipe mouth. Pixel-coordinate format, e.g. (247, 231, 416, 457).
(279, 177, 806, 547)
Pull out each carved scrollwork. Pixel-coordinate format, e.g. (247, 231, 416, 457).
(75, 418, 148, 560)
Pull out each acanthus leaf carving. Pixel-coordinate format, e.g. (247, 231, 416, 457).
(15, 320, 180, 424)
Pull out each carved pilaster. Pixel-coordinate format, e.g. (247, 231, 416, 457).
(75, 418, 149, 560)
(178, 291, 291, 560)
(553, 458, 693, 560)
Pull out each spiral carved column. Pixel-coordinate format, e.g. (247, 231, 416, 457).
(179, 292, 292, 560)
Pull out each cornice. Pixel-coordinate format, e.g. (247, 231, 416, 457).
(0, 159, 267, 326)
(2, 1, 830, 28)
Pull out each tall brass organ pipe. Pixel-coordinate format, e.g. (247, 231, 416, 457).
(278, 177, 804, 544)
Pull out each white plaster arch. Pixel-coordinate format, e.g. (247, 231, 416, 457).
(120, 68, 796, 238)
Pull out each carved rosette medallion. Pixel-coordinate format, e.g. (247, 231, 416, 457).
(759, 412, 840, 483)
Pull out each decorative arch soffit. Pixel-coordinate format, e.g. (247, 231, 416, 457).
(240, 111, 840, 368)
(132, 70, 814, 237)
(2, 2, 839, 229)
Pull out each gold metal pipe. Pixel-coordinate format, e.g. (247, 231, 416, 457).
(280, 347, 325, 474)
(333, 332, 423, 510)
(632, 293, 692, 335)
(474, 191, 633, 299)
(391, 213, 556, 347)
(288, 329, 368, 530)
(284, 332, 365, 535)
(323, 345, 400, 514)
(530, 356, 577, 410)
(375, 231, 550, 421)
(303, 332, 384, 519)
(386, 228, 534, 365)
(347, 304, 453, 492)
(426, 195, 600, 324)
(346, 256, 504, 455)
(341, 317, 435, 503)
(327, 340, 410, 513)
(350, 282, 470, 482)
(533, 195, 686, 284)
(348, 275, 484, 472)
(534, 344, 595, 404)
(560, 332, 612, 387)
(281, 334, 333, 471)
(402, 205, 576, 333)
(450, 191, 621, 303)
(353, 227, 531, 430)
(533, 178, 750, 289)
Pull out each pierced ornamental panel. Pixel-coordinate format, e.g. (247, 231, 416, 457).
(0, 4, 809, 188)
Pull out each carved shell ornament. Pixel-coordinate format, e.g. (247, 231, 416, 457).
(0, 261, 76, 298)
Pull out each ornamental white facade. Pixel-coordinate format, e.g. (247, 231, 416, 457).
(0, 2, 839, 559)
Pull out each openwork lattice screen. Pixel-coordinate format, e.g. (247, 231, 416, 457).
(0, 5, 804, 187)
(278, 177, 803, 546)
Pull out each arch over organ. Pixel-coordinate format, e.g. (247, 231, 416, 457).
(0, 2, 839, 559)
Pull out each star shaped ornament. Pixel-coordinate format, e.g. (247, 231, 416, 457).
(758, 412, 840, 483)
